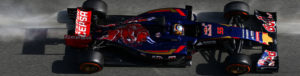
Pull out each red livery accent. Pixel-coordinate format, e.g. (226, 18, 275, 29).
(232, 37, 240, 39)
(267, 12, 273, 19)
(262, 42, 267, 45)
(168, 56, 176, 59)
(143, 45, 185, 53)
(266, 50, 277, 57)
(101, 30, 120, 41)
(257, 12, 276, 32)
(174, 45, 186, 53)
(175, 9, 186, 16)
(217, 27, 224, 35)
(75, 8, 92, 37)
(147, 8, 186, 16)
(258, 50, 277, 66)
(100, 24, 149, 44)
(257, 16, 263, 20)
(255, 31, 260, 41)
(258, 59, 265, 66)
(262, 21, 276, 32)
(102, 24, 116, 27)
(64, 35, 92, 48)
(138, 19, 148, 22)
(147, 9, 171, 13)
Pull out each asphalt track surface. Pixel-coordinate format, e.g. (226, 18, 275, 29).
(0, 0, 300, 76)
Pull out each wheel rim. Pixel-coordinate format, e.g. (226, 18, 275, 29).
(226, 64, 250, 74)
(80, 63, 102, 73)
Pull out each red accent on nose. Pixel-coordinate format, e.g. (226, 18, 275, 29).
(148, 10, 171, 13)
(174, 45, 186, 53)
(232, 37, 240, 39)
(176, 9, 186, 16)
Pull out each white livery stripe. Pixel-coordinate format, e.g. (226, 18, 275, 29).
(251, 31, 254, 40)
(146, 37, 156, 44)
(246, 29, 249, 39)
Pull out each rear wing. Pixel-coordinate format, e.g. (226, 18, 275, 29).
(65, 8, 93, 48)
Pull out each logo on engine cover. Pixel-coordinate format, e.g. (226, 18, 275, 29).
(75, 8, 92, 37)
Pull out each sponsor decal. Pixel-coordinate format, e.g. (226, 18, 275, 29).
(262, 32, 273, 45)
(244, 29, 255, 40)
(151, 55, 177, 60)
(256, 12, 276, 32)
(202, 23, 212, 36)
(152, 56, 163, 60)
(262, 21, 276, 32)
(242, 29, 245, 38)
(242, 31, 273, 45)
(255, 31, 260, 42)
(257, 50, 277, 67)
(64, 35, 92, 40)
(250, 31, 254, 40)
(246, 29, 249, 39)
(75, 8, 92, 37)
(168, 56, 176, 59)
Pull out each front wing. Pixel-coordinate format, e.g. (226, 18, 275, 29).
(255, 11, 278, 72)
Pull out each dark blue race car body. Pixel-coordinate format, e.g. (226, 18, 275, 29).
(64, 3, 278, 74)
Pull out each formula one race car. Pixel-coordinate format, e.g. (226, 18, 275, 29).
(63, 0, 278, 74)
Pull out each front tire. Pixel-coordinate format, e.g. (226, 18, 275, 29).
(224, 1, 250, 21)
(225, 54, 251, 74)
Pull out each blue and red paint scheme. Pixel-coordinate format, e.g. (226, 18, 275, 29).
(65, 7, 278, 71)
(110, 8, 274, 56)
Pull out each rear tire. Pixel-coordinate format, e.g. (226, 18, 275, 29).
(78, 49, 104, 73)
(82, 0, 107, 25)
(225, 54, 251, 75)
(224, 1, 250, 21)
(82, 0, 107, 14)
(80, 62, 103, 73)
